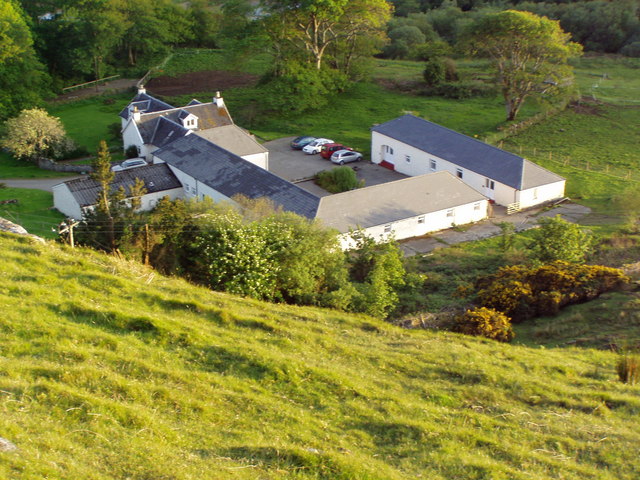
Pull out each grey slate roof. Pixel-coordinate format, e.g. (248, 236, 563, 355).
(316, 171, 486, 232)
(150, 116, 190, 149)
(118, 93, 175, 120)
(154, 135, 320, 219)
(62, 164, 182, 207)
(372, 114, 564, 190)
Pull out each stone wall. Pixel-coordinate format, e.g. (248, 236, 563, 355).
(37, 158, 92, 174)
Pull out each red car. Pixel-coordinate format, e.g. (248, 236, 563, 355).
(320, 143, 353, 159)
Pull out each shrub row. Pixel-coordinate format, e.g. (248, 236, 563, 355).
(475, 262, 629, 323)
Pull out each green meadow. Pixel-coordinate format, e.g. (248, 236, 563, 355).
(0, 232, 639, 479)
(0, 188, 63, 237)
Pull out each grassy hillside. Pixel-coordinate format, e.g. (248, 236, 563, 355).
(0, 232, 639, 479)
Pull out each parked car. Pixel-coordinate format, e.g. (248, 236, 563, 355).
(331, 150, 363, 165)
(290, 136, 317, 150)
(302, 138, 334, 154)
(111, 158, 147, 171)
(320, 143, 353, 159)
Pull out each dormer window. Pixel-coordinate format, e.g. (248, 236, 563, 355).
(182, 113, 198, 130)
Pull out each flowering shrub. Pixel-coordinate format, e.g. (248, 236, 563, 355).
(475, 262, 629, 322)
(454, 307, 514, 342)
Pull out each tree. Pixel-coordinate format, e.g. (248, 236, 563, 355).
(0, 1, 50, 119)
(465, 10, 582, 121)
(530, 215, 593, 263)
(260, 0, 391, 72)
(2, 108, 68, 161)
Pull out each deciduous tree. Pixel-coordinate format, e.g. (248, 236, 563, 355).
(465, 10, 582, 121)
(2, 108, 68, 161)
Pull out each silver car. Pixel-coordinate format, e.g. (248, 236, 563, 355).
(111, 158, 147, 171)
(330, 149, 363, 165)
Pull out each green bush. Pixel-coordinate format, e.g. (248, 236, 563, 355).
(621, 42, 640, 58)
(423, 58, 445, 87)
(315, 167, 364, 193)
(454, 307, 514, 342)
(125, 145, 140, 159)
(422, 81, 496, 99)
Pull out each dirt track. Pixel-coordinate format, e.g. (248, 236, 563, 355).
(146, 70, 259, 96)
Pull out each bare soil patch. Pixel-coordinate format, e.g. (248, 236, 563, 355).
(571, 99, 604, 115)
(146, 70, 259, 96)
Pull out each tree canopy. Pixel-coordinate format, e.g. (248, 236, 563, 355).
(464, 10, 582, 121)
(1, 108, 68, 161)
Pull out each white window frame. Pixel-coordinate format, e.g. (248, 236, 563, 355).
(384, 224, 392, 233)
(446, 209, 454, 217)
(405, 154, 411, 163)
(417, 215, 425, 224)
(430, 159, 436, 171)
(456, 168, 463, 179)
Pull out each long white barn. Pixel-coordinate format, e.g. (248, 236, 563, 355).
(371, 114, 565, 210)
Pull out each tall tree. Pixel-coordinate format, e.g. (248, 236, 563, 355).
(465, 10, 582, 121)
(260, 0, 392, 72)
(0, 0, 50, 119)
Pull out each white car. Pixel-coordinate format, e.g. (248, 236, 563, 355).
(302, 138, 334, 154)
(111, 158, 147, 172)
(330, 149, 363, 165)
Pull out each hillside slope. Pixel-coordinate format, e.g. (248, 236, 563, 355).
(0, 233, 638, 479)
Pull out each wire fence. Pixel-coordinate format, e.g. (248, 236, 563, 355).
(496, 143, 640, 183)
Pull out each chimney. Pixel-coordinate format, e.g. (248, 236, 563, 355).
(213, 91, 224, 108)
(132, 105, 141, 122)
(138, 85, 146, 95)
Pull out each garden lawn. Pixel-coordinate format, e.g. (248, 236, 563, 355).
(0, 188, 63, 238)
(47, 94, 132, 153)
(0, 151, 71, 179)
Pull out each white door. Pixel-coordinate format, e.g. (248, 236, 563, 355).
(484, 178, 495, 200)
(381, 145, 395, 165)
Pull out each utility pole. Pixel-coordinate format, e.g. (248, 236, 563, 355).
(58, 218, 80, 248)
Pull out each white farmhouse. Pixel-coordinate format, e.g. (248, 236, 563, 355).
(119, 88, 268, 169)
(371, 114, 565, 210)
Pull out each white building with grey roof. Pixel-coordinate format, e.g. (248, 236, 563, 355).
(316, 172, 488, 249)
(119, 88, 268, 169)
(371, 114, 565, 211)
(52, 164, 184, 220)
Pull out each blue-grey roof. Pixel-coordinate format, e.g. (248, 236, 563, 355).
(372, 114, 532, 190)
(119, 93, 175, 120)
(150, 116, 189, 149)
(154, 135, 320, 219)
(62, 164, 182, 207)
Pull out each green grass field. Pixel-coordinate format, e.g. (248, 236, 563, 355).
(0, 188, 64, 238)
(0, 232, 639, 479)
(0, 152, 72, 179)
(48, 94, 131, 152)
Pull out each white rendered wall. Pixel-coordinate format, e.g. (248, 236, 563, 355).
(337, 199, 489, 250)
(371, 132, 519, 206)
(52, 184, 83, 219)
(242, 152, 269, 170)
(517, 180, 566, 209)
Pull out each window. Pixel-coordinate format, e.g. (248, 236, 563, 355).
(405, 154, 411, 163)
(417, 215, 425, 224)
(430, 159, 436, 171)
(384, 224, 392, 233)
(456, 168, 463, 179)
(533, 188, 538, 199)
(446, 209, 454, 217)
(485, 178, 495, 190)
(474, 202, 481, 211)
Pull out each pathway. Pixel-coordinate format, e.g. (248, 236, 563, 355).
(399, 203, 592, 256)
(1, 177, 81, 192)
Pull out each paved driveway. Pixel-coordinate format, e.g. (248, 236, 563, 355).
(1, 177, 80, 192)
(265, 137, 406, 195)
